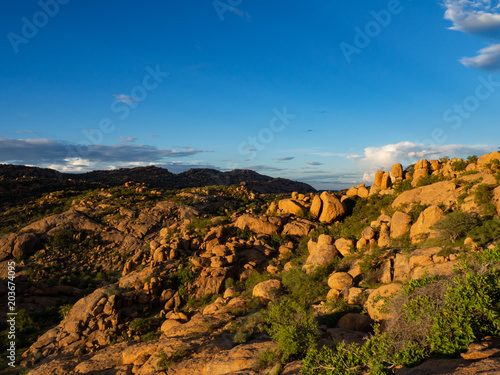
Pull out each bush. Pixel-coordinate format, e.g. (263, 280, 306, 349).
(432, 211, 479, 243)
(155, 347, 187, 371)
(281, 265, 333, 306)
(233, 311, 267, 344)
(467, 155, 478, 164)
(467, 217, 500, 246)
(129, 318, 153, 335)
(244, 271, 274, 294)
(58, 304, 73, 321)
(451, 160, 468, 172)
(331, 195, 396, 240)
(265, 298, 320, 362)
(474, 184, 497, 216)
(302, 253, 500, 374)
(416, 174, 444, 187)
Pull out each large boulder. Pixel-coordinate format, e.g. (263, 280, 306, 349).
(392, 181, 459, 209)
(410, 205, 445, 244)
(12, 233, 40, 259)
(252, 279, 283, 302)
(234, 214, 280, 235)
(309, 195, 322, 219)
(381, 172, 392, 190)
(318, 192, 346, 224)
(477, 151, 500, 169)
(391, 163, 403, 179)
(282, 221, 314, 237)
(304, 235, 339, 272)
(365, 283, 403, 321)
(327, 272, 354, 291)
(334, 238, 355, 257)
(411, 168, 429, 187)
(374, 171, 384, 187)
(390, 211, 412, 239)
(338, 313, 373, 333)
(278, 199, 307, 216)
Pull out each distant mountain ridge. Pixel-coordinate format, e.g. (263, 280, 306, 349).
(0, 164, 316, 194)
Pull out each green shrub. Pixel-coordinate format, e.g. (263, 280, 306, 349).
(451, 160, 468, 172)
(58, 304, 73, 321)
(244, 271, 274, 293)
(301, 334, 393, 375)
(258, 348, 279, 367)
(16, 309, 37, 334)
(416, 174, 444, 187)
(303, 255, 500, 374)
(233, 311, 267, 344)
(155, 347, 187, 371)
(467, 155, 478, 164)
(265, 298, 320, 362)
(432, 211, 479, 243)
(467, 217, 500, 246)
(281, 265, 333, 306)
(407, 203, 428, 223)
(474, 184, 497, 216)
(394, 179, 413, 194)
(129, 318, 153, 335)
(331, 195, 396, 240)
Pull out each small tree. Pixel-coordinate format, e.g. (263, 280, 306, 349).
(432, 211, 479, 243)
(265, 298, 319, 362)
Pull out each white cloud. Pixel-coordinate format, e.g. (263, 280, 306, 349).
(460, 43, 500, 70)
(444, 1, 500, 70)
(114, 94, 138, 104)
(349, 141, 495, 169)
(444, 0, 500, 35)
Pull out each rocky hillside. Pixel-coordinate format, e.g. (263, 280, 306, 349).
(1, 152, 500, 374)
(0, 165, 315, 209)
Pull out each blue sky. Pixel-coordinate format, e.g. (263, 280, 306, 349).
(1, 0, 500, 190)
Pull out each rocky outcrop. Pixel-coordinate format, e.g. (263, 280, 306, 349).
(234, 214, 280, 235)
(477, 151, 500, 169)
(410, 205, 445, 244)
(318, 192, 346, 224)
(278, 199, 307, 216)
(304, 235, 340, 272)
(392, 181, 459, 209)
(252, 279, 283, 302)
(390, 211, 411, 239)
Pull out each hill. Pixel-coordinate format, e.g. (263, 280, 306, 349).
(1, 152, 500, 374)
(0, 164, 316, 209)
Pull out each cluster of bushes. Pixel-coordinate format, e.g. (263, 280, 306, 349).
(301, 247, 500, 374)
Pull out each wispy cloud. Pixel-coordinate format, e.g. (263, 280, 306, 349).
(119, 136, 137, 143)
(114, 94, 138, 104)
(307, 161, 323, 166)
(274, 157, 295, 161)
(460, 43, 500, 70)
(444, 0, 500, 71)
(0, 138, 205, 172)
